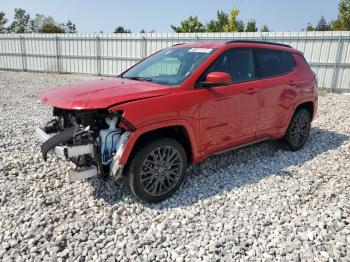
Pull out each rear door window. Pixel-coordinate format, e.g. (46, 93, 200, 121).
(254, 49, 295, 79)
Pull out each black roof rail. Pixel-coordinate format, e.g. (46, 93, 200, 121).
(171, 43, 186, 47)
(225, 40, 292, 48)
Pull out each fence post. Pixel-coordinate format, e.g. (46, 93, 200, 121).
(330, 35, 343, 92)
(20, 36, 27, 71)
(55, 36, 61, 73)
(96, 35, 101, 76)
(141, 36, 147, 58)
(260, 33, 264, 41)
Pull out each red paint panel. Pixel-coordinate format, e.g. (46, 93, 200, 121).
(40, 78, 171, 110)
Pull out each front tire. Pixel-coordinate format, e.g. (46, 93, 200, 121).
(284, 109, 311, 151)
(125, 138, 187, 203)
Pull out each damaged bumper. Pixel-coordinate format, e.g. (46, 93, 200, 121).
(35, 126, 130, 182)
(36, 126, 94, 161)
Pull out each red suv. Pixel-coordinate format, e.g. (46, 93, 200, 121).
(37, 40, 318, 202)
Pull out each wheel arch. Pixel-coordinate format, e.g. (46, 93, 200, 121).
(288, 98, 316, 126)
(119, 121, 199, 170)
(130, 125, 193, 163)
(294, 101, 315, 120)
(278, 98, 316, 139)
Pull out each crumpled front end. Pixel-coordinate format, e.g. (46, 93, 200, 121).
(36, 108, 132, 182)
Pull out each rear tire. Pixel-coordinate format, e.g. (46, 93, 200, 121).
(125, 138, 187, 203)
(284, 109, 311, 151)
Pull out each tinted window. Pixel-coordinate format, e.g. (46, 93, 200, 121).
(254, 50, 296, 79)
(201, 49, 253, 83)
(283, 52, 296, 72)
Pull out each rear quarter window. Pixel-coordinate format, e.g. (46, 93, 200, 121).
(283, 52, 297, 72)
(254, 49, 296, 79)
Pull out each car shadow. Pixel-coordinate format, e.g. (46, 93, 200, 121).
(88, 127, 348, 208)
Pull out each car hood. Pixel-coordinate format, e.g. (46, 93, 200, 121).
(40, 78, 172, 110)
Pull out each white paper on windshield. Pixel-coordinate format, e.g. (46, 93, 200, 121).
(188, 48, 213, 53)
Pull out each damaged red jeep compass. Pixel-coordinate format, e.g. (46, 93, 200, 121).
(37, 40, 318, 203)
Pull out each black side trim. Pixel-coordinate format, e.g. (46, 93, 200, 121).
(199, 81, 232, 88)
(225, 40, 292, 48)
(171, 43, 186, 47)
(41, 127, 76, 161)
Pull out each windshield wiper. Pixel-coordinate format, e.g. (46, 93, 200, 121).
(123, 76, 153, 82)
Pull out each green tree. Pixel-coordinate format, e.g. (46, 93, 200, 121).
(206, 11, 229, 32)
(40, 23, 65, 33)
(171, 9, 267, 33)
(114, 26, 131, 33)
(224, 9, 240, 32)
(30, 14, 46, 32)
(315, 16, 331, 31)
(30, 15, 73, 33)
(245, 19, 258, 32)
(206, 10, 244, 32)
(260, 24, 270, 32)
(235, 19, 245, 32)
(40, 17, 65, 33)
(171, 16, 205, 33)
(332, 0, 350, 30)
(306, 23, 314, 31)
(331, 19, 343, 30)
(139, 29, 155, 33)
(8, 8, 30, 33)
(339, 0, 350, 30)
(0, 11, 8, 33)
(64, 20, 77, 33)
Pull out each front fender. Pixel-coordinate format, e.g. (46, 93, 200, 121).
(118, 119, 200, 166)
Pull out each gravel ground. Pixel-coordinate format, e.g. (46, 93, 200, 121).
(0, 70, 349, 262)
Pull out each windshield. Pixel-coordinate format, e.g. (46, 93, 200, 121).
(122, 47, 216, 86)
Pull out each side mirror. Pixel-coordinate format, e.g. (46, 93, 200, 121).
(200, 72, 232, 88)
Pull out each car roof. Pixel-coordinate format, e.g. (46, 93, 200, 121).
(172, 40, 302, 55)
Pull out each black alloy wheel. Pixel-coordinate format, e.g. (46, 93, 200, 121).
(125, 138, 187, 203)
(284, 109, 311, 151)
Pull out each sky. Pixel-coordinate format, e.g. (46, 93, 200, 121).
(1, 0, 340, 33)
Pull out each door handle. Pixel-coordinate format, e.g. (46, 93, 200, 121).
(288, 81, 297, 86)
(245, 88, 258, 95)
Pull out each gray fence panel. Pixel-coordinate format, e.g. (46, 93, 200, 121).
(0, 31, 350, 90)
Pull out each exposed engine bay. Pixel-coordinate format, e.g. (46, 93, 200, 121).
(36, 108, 133, 182)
